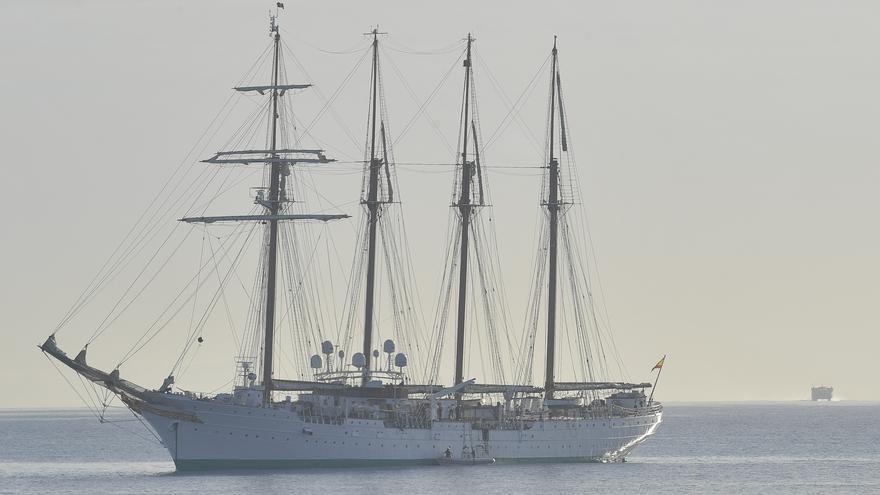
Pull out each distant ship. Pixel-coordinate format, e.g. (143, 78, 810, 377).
(811, 386, 833, 401)
(40, 11, 662, 469)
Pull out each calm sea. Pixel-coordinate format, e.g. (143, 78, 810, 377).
(1, 402, 878, 494)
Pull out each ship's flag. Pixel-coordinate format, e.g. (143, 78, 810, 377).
(276, 2, 285, 8)
(652, 355, 666, 371)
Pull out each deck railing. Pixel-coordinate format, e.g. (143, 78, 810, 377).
(298, 402, 661, 429)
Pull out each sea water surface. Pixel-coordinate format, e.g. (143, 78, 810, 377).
(1, 402, 878, 494)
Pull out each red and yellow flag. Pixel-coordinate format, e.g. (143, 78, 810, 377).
(652, 355, 666, 371)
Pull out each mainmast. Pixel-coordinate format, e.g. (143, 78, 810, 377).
(544, 37, 560, 400)
(261, 15, 283, 404)
(453, 34, 475, 387)
(181, 15, 340, 402)
(361, 28, 382, 384)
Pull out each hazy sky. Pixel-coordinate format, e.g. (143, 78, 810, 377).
(2, 0, 879, 407)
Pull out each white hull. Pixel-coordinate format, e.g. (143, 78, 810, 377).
(136, 394, 662, 470)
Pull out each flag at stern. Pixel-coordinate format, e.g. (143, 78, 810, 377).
(652, 355, 666, 371)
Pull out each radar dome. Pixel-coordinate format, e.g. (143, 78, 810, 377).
(383, 339, 396, 353)
(321, 340, 334, 355)
(394, 353, 408, 368)
(310, 354, 322, 369)
(352, 352, 366, 368)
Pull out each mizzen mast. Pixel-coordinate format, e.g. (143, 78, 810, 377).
(361, 27, 387, 384)
(544, 37, 561, 400)
(453, 34, 478, 387)
(429, 34, 504, 391)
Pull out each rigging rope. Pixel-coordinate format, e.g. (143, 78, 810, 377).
(391, 52, 463, 149)
(50, 44, 272, 337)
(381, 47, 456, 155)
(481, 52, 551, 154)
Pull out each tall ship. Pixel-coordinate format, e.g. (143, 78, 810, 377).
(40, 12, 663, 469)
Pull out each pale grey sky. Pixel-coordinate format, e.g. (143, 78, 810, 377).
(2, 0, 879, 407)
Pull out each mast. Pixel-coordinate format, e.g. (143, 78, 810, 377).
(261, 16, 283, 404)
(453, 34, 475, 387)
(544, 37, 559, 400)
(361, 28, 382, 384)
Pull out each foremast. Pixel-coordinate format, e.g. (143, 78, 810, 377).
(187, 14, 341, 404)
(261, 15, 284, 405)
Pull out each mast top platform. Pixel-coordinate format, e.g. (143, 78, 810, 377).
(363, 26, 388, 39)
(234, 84, 311, 96)
(269, 13, 279, 37)
(202, 149, 335, 165)
(270, 1, 288, 36)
